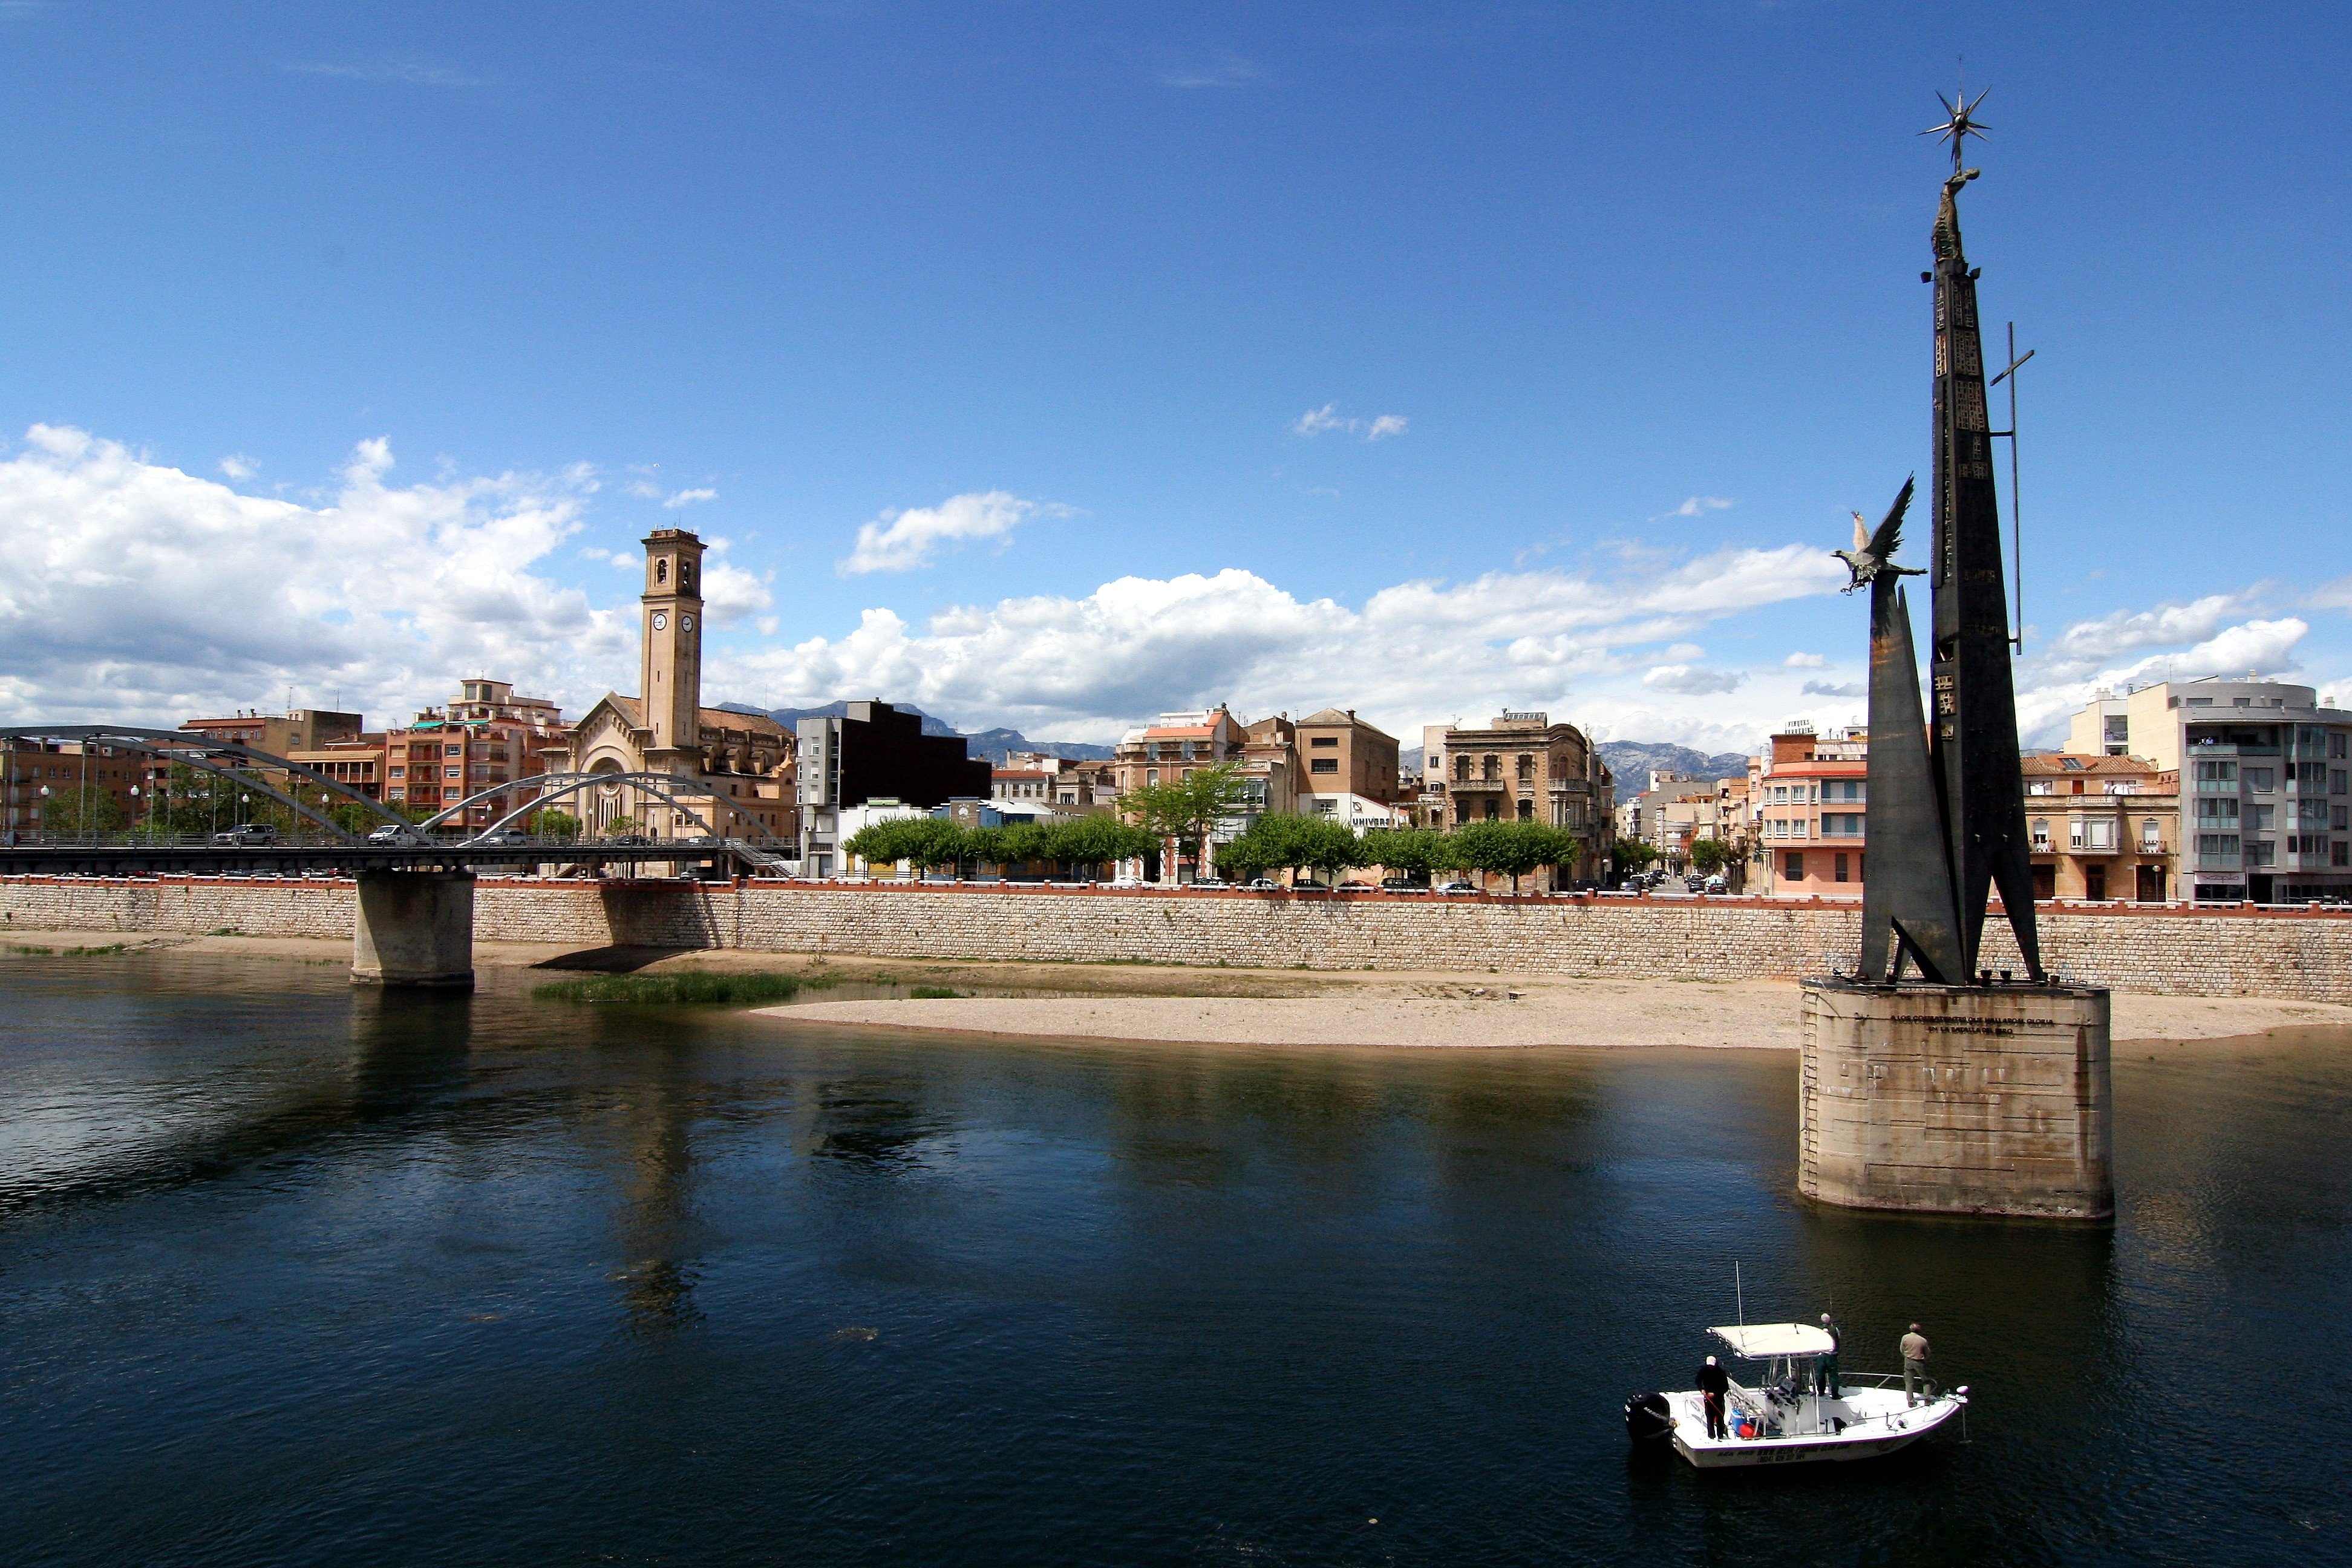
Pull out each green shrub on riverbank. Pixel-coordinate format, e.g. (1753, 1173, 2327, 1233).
(531, 972, 802, 1005)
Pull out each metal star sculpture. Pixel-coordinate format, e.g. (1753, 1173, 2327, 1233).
(1834, 476, 1921, 593)
(1921, 80, 1990, 172)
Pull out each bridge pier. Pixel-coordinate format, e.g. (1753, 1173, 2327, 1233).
(351, 870, 476, 989)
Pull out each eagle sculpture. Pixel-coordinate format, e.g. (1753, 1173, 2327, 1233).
(1834, 476, 1923, 593)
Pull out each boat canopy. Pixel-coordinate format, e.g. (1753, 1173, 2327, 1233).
(1711, 1323, 1836, 1358)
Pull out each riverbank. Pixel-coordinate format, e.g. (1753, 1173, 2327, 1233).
(12, 929, 2330, 1049)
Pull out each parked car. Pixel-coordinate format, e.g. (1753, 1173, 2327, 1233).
(1437, 880, 1480, 895)
(1685, 874, 1708, 892)
(1378, 879, 1426, 894)
(1704, 874, 1729, 895)
(471, 828, 529, 847)
(1619, 877, 1645, 893)
(1189, 878, 1230, 890)
(212, 824, 277, 845)
(366, 823, 419, 844)
(1243, 878, 1281, 891)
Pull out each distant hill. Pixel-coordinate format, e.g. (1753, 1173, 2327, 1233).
(714, 701, 1115, 765)
(1598, 740, 1751, 785)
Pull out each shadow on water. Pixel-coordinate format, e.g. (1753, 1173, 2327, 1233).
(0, 976, 474, 1220)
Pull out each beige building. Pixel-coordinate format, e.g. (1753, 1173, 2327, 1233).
(180, 707, 363, 756)
(1295, 708, 1399, 805)
(2023, 754, 2178, 903)
(2066, 678, 2349, 903)
(567, 529, 796, 843)
(1431, 711, 1613, 877)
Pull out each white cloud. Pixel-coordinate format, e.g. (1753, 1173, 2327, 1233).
(577, 546, 636, 570)
(700, 560, 773, 627)
(713, 542, 1843, 745)
(626, 479, 663, 500)
(837, 490, 1051, 575)
(1783, 651, 1827, 668)
(0, 425, 630, 727)
(1666, 496, 1735, 518)
(663, 487, 716, 509)
(2037, 592, 2253, 682)
(1291, 404, 1410, 442)
(2008, 588, 2313, 743)
(1662, 643, 1705, 661)
(1643, 665, 1746, 696)
(1801, 679, 1866, 699)
(218, 454, 256, 480)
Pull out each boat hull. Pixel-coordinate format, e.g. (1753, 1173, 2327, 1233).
(1663, 1387, 1963, 1468)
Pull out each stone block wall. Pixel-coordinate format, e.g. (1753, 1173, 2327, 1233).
(5, 877, 2351, 1003)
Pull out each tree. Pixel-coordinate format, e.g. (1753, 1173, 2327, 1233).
(1043, 815, 1158, 877)
(1688, 837, 1732, 875)
(1289, 815, 1363, 884)
(1122, 763, 1252, 876)
(843, 816, 964, 875)
(1359, 827, 1443, 884)
(538, 809, 583, 842)
(1612, 837, 1659, 876)
(603, 814, 639, 838)
(1451, 820, 1554, 893)
(39, 785, 125, 836)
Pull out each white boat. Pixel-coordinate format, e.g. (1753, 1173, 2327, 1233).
(1625, 1322, 1968, 1468)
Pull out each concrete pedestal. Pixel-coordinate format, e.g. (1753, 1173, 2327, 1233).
(1798, 979, 2112, 1220)
(351, 870, 476, 988)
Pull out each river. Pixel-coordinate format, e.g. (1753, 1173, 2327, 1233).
(1, 952, 2344, 1566)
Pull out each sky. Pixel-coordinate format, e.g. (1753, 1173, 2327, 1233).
(2, 1, 2348, 753)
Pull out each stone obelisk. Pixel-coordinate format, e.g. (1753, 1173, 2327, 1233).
(1797, 90, 2113, 1221)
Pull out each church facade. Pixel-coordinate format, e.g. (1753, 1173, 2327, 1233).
(566, 529, 796, 844)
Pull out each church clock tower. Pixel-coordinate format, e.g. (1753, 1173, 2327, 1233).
(640, 528, 706, 768)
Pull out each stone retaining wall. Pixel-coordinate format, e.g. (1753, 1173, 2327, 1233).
(5, 877, 2350, 1002)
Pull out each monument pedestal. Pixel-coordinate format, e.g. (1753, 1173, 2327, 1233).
(1798, 979, 2112, 1220)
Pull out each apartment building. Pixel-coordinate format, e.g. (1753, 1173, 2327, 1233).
(1237, 715, 1301, 822)
(795, 701, 989, 876)
(385, 679, 578, 830)
(1753, 724, 1869, 897)
(180, 707, 364, 756)
(1002, 752, 1120, 814)
(1112, 708, 1249, 795)
(2023, 754, 2178, 902)
(1433, 711, 1613, 878)
(1295, 708, 1400, 805)
(2066, 679, 2350, 903)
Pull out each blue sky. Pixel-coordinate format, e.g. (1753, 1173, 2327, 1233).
(3, 1, 2347, 749)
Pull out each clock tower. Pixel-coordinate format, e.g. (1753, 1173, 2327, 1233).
(640, 528, 705, 768)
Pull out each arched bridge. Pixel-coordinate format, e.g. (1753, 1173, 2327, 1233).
(1, 725, 804, 985)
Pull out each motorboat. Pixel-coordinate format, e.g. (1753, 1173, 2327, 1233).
(1625, 1322, 1967, 1468)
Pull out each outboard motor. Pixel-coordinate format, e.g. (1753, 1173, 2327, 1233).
(1624, 1391, 1674, 1445)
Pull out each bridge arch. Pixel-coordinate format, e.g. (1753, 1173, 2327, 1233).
(0, 725, 411, 843)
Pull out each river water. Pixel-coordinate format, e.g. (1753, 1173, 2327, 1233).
(1, 953, 2344, 1567)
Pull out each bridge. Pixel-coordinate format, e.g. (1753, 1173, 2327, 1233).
(2, 725, 800, 986)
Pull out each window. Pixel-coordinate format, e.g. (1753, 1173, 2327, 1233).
(1833, 853, 1849, 883)
(2298, 799, 2330, 827)
(1483, 756, 1501, 781)
(1823, 812, 1863, 837)
(2245, 767, 2275, 792)
(2252, 804, 2275, 832)
(1783, 852, 1804, 881)
(2295, 760, 2328, 787)
(2028, 780, 2053, 795)
(1309, 757, 1338, 774)
(1517, 800, 1535, 821)
(2195, 798, 2239, 822)
(389, 766, 405, 778)
(2247, 840, 2276, 867)
(2080, 818, 2117, 850)
(444, 766, 460, 780)
(1145, 768, 1158, 785)
(2337, 805, 2350, 832)
(2196, 834, 2240, 857)
(2142, 818, 2162, 849)
(1454, 755, 1471, 782)
(2194, 759, 2237, 786)
(2337, 842, 2350, 867)
(2334, 734, 2349, 760)
(2032, 818, 2051, 850)
(388, 788, 404, 802)
(2336, 770, 2348, 795)
(2299, 725, 2328, 748)
(2104, 716, 2129, 745)
(1310, 736, 1337, 748)
(446, 744, 462, 757)
(1517, 754, 1534, 780)
(656, 559, 667, 584)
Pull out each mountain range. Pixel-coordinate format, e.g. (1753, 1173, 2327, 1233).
(1596, 740, 1753, 784)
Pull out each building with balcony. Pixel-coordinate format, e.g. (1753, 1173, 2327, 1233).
(2066, 679, 2350, 903)
(1753, 724, 1869, 897)
(2024, 754, 2178, 902)
(1433, 711, 1613, 878)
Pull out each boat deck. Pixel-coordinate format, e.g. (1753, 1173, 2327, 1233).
(1667, 1379, 1962, 1467)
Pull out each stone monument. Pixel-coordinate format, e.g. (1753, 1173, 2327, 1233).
(1798, 90, 2114, 1221)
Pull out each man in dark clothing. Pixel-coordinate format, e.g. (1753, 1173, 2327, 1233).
(1818, 1313, 1842, 1399)
(1696, 1354, 1730, 1439)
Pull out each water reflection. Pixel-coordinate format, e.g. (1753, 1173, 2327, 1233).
(0, 953, 2344, 1568)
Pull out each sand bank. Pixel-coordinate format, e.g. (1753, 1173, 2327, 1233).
(760, 982, 2352, 1050)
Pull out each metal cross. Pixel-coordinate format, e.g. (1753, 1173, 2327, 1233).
(1988, 324, 2035, 650)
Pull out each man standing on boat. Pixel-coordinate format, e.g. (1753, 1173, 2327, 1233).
(1900, 1324, 1931, 1405)
(1696, 1354, 1730, 1439)
(1818, 1313, 1842, 1398)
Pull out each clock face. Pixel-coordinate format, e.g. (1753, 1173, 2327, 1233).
(651, 613, 667, 630)
(681, 615, 695, 632)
